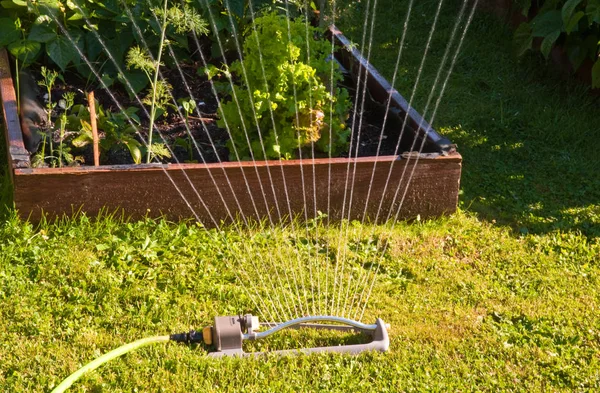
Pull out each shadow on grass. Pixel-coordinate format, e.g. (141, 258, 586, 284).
(334, 0, 600, 238)
(440, 19, 600, 238)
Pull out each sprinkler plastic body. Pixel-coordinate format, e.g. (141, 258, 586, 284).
(54, 314, 390, 391)
(201, 314, 390, 357)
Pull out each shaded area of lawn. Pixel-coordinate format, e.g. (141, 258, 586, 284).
(335, 0, 600, 237)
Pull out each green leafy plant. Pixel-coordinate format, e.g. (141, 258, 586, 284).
(72, 103, 144, 164)
(37, 66, 58, 125)
(198, 0, 313, 57)
(0, 0, 208, 92)
(175, 97, 197, 162)
(33, 66, 59, 167)
(514, 0, 600, 88)
(56, 91, 76, 167)
(33, 73, 81, 168)
(211, 12, 350, 160)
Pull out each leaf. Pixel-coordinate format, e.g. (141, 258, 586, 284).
(225, 0, 245, 18)
(562, 0, 584, 26)
(85, 31, 102, 61)
(514, 23, 533, 56)
(36, 0, 62, 20)
(121, 136, 142, 164)
(587, 0, 600, 24)
(152, 107, 165, 121)
(541, 30, 561, 59)
(28, 23, 57, 43)
(593, 59, 600, 89)
(100, 73, 114, 88)
(35, 15, 53, 24)
(72, 132, 92, 148)
(8, 40, 41, 64)
(565, 11, 585, 34)
(80, 119, 92, 132)
(0, 18, 21, 47)
(124, 107, 141, 124)
(117, 71, 149, 98)
(46, 35, 80, 71)
(203, 64, 221, 79)
(0, 0, 25, 8)
(148, 142, 171, 160)
(531, 10, 563, 38)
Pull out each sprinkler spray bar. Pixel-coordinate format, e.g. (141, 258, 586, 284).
(171, 314, 390, 357)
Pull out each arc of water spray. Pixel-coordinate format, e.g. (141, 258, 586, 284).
(333, 0, 448, 320)
(217, 0, 317, 318)
(80, 0, 305, 323)
(275, 0, 319, 317)
(324, 0, 338, 319)
(339, 0, 383, 317)
(328, 0, 374, 318)
(300, 0, 320, 318)
(154, 0, 303, 321)
(357, 0, 481, 322)
(346, 0, 471, 321)
(40, 0, 479, 322)
(37, 3, 279, 322)
(360, 0, 416, 224)
(343, 0, 419, 319)
(160, 0, 304, 320)
(332, 0, 381, 318)
(151, 2, 302, 320)
(116, 0, 291, 321)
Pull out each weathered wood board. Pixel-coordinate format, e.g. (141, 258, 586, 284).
(11, 156, 460, 223)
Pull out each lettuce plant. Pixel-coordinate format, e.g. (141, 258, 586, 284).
(213, 12, 350, 160)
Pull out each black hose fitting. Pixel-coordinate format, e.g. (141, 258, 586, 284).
(170, 330, 204, 344)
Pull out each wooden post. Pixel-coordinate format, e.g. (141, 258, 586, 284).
(87, 91, 100, 166)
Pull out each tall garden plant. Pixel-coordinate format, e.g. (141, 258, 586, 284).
(126, 1, 209, 163)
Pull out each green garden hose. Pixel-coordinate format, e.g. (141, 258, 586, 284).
(50, 335, 170, 393)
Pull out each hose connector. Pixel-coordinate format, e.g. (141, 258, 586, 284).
(169, 330, 204, 344)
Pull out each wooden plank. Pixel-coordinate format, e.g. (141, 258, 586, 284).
(0, 48, 30, 176)
(328, 25, 455, 154)
(14, 156, 461, 223)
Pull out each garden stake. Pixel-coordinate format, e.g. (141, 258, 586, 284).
(51, 314, 389, 392)
(87, 91, 100, 166)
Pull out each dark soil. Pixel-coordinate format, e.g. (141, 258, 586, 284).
(30, 60, 419, 166)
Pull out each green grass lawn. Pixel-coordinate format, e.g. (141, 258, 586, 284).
(2, 0, 600, 391)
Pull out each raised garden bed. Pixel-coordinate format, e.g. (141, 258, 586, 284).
(0, 26, 461, 224)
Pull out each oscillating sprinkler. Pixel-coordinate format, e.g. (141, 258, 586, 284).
(172, 314, 390, 357)
(51, 314, 390, 392)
